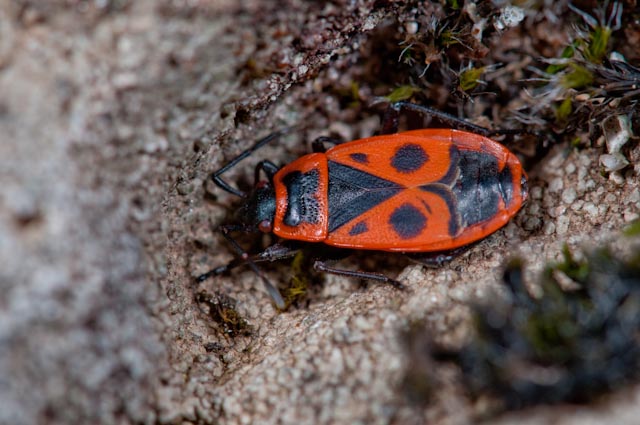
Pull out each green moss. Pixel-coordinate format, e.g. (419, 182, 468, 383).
(385, 85, 422, 102)
(570, 136, 582, 148)
(523, 306, 578, 363)
(560, 64, 594, 90)
(551, 243, 590, 282)
(584, 25, 612, 64)
(416, 243, 640, 409)
(334, 81, 361, 109)
(555, 97, 573, 123)
(624, 219, 640, 237)
(458, 66, 486, 92)
(438, 29, 461, 48)
(278, 250, 312, 310)
(545, 44, 577, 74)
(445, 0, 460, 10)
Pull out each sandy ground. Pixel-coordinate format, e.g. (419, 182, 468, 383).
(1, 1, 638, 424)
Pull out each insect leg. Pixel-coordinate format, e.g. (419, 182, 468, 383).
(253, 160, 279, 185)
(200, 224, 288, 308)
(406, 243, 477, 268)
(311, 136, 345, 153)
(211, 128, 294, 198)
(380, 103, 402, 135)
(197, 242, 300, 281)
(382, 101, 530, 137)
(313, 260, 405, 289)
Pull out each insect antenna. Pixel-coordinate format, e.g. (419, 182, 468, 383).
(211, 127, 297, 198)
(218, 224, 285, 309)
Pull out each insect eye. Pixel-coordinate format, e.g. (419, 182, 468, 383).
(258, 219, 272, 233)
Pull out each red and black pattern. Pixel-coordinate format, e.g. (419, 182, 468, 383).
(204, 103, 530, 308)
(315, 129, 527, 252)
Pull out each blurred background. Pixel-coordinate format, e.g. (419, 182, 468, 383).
(0, 1, 638, 424)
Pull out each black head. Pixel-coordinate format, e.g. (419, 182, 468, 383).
(236, 181, 276, 233)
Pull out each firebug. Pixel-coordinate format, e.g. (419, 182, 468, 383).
(198, 102, 529, 308)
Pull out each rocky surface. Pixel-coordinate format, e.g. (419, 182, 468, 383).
(1, 1, 638, 424)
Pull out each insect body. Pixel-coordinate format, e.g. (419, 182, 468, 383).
(269, 129, 527, 252)
(201, 102, 529, 308)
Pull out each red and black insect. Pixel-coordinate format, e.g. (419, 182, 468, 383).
(199, 102, 528, 308)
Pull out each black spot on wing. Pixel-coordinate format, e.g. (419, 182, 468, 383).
(328, 161, 402, 232)
(391, 143, 429, 173)
(348, 221, 368, 236)
(453, 150, 500, 226)
(349, 153, 369, 164)
(389, 203, 427, 239)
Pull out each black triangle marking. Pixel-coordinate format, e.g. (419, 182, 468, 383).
(327, 161, 402, 232)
